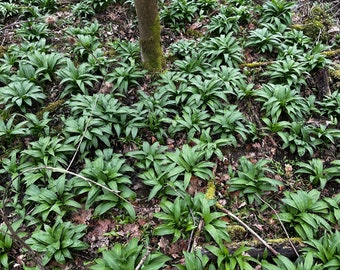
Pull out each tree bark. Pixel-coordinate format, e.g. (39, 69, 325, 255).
(135, 0, 163, 72)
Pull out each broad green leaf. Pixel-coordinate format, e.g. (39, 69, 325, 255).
(153, 227, 175, 236)
(142, 253, 171, 270)
(205, 224, 223, 245)
(102, 250, 119, 269)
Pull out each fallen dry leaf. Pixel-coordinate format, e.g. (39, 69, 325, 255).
(72, 209, 92, 225)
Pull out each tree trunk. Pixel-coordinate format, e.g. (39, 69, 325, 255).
(135, 0, 163, 72)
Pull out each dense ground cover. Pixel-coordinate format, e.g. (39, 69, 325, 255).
(0, 0, 339, 269)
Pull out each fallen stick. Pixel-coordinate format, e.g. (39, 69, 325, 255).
(255, 194, 299, 257)
(205, 181, 279, 257)
(216, 203, 279, 257)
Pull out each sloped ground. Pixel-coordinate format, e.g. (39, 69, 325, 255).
(0, 0, 339, 269)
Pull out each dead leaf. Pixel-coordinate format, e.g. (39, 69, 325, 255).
(285, 164, 293, 178)
(187, 175, 203, 196)
(158, 237, 169, 251)
(123, 223, 141, 238)
(99, 81, 113, 94)
(254, 224, 264, 231)
(168, 240, 187, 259)
(72, 209, 92, 225)
(238, 201, 247, 209)
(94, 219, 113, 235)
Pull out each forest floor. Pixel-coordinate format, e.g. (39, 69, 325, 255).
(0, 0, 340, 269)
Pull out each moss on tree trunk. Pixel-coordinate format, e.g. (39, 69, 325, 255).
(135, 0, 163, 72)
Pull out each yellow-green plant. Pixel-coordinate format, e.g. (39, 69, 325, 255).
(168, 106, 210, 141)
(296, 159, 331, 189)
(73, 151, 135, 218)
(303, 231, 340, 269)
(210, 105, 250, 145)
(90, 238, 170, 269)
(175, 249, 210, 270)
(24, 175, 81, 222)
(228, 156, 282, 204)
(0, 224, 13, 269)
(166, 144, 215, 189)
(57, 60, 101, 97)
(262, 253, 323, 270)
(26, 220, 88, 266)
(278, 189, 332, 240)
(153, 197, 196, 242)
(206, 243, 259, 270)
(201, 33, 243, 67)
(278, 122, 322, 157)
(259, 0, 294, 25)
(0, 80, 46, 113)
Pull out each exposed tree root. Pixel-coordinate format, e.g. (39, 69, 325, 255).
(240, 49, 340, 69)
(201, 237, 304, 261)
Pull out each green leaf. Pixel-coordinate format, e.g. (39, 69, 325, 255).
(102, 250, 119, 269)
(153, 226, 175, 237)
(334, 209, 340, 221)
(299, 213, 317, 229)
(0, 254, 9, 269)
(54, 250, 66, 264)
(290, 191, 308, 212)
(276, 255, 296, 269)
(148, 185, 162, 201)
(205, 224, 222, 245)
(61, 239, 73, 248)
(262, 260, 282, 270)
(303, 252, 314, 270)
(295, 223, 312, 240)
(94, 201, 116, 216)
(167, 166, 185, 179)
(121, 201, 136, 220)
(61, 248, 73, 259)
(324, 258, 340, 269)
(184, 172, 192, 189)
(142, 253, 171, 270)
(205, 245, 220, 257)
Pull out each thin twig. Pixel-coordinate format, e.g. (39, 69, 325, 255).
(187, 207, 197, 252)
(190, 219, 204, 252)
(1, 174, 44, 269)
(0, 209, 44, 269)
(216, 203, 279, 257)
(255, 194, 299, 257)
(22, 166, 134, 203)
(135, 248, 151, 270)
(0, 20, 28, 32)
(1, 165, 135, 268)
(66, 93, 100, 171)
